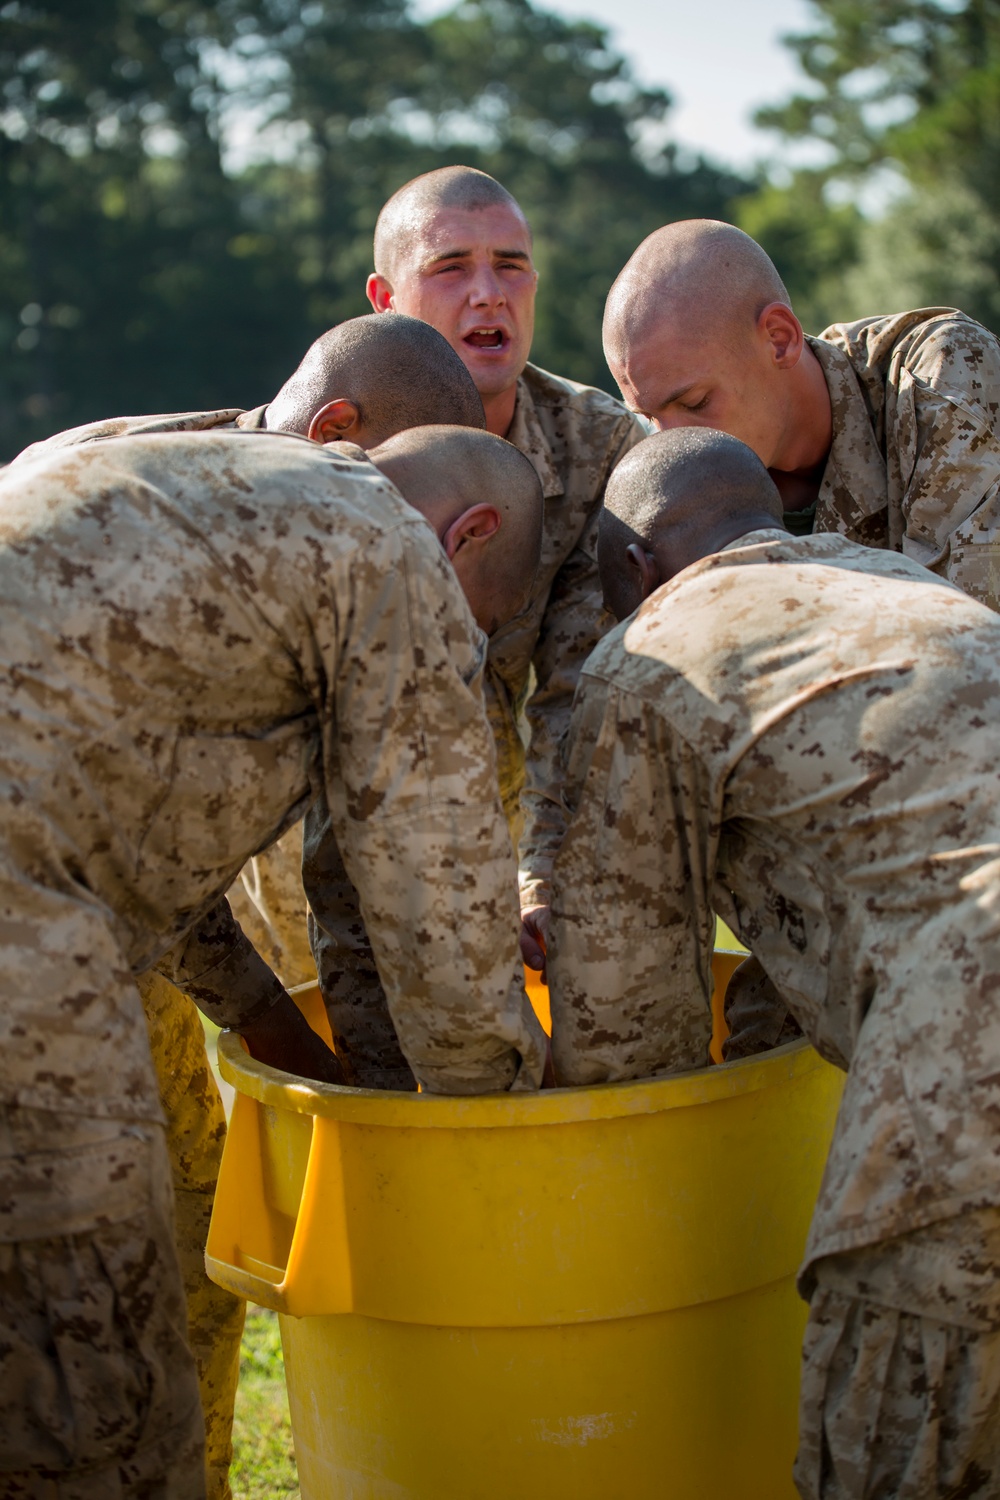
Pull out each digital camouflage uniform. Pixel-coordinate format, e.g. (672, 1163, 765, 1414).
(27, 375, 645, 1085)
(732, 312, 1000, 1058)
(137, 972, 245, 1500)
(306, 362, 647, 1087)
(10, 405, 273, 1499)
(810, 308, 1000, 608)
(0, 430, 545, 1494)
(547, 529, 1000, 1500)
(13, 407, 316, 992)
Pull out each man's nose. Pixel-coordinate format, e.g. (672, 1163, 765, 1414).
(469, 267, 506, 307)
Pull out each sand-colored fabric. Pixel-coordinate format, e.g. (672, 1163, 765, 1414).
(812, 308, 1000, 611)
(0, 1108, 204, 1498)
(549, 528, 1000, 1276)
(139, 972, 244, 1500)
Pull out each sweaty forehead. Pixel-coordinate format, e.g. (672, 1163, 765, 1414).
(614, 323, 708, 393)
(400, 203, 533, 269)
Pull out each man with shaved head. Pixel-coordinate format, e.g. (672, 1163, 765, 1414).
(547, 426, 1000, 1499)
(604, 219, 1000, 608)
(6, 311, 492, 1500)
(367, 164, 647, 983)
(14, 311, 486, 461)
(0, 423, 545, 1496)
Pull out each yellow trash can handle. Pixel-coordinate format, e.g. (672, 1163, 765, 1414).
(206, 1084, 354, 1317)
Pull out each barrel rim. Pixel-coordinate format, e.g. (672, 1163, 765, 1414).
(217, 1033, 831, 1128)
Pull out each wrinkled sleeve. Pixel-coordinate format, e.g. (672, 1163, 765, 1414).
(303, 796, 416, 1091)
(311, 520, 547, 1096)
(518, 416, 647, 909)
(153, 898, 288, 1029)
(890, 319, 1000, 610)
(547, 672, 716, 1086)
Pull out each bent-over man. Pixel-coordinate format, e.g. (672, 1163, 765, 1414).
(603, 218, 1000, 609)
(0, 426, 545, 1497)
(548, 428, 1000, 1500)
(7, 314, 490, 1498)
(286, 165, 646, 1090)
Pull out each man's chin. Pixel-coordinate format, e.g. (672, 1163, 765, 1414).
(458, 342, 526, 393)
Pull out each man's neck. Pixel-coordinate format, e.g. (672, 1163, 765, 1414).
(767, 341, 834, 513)
(481, 383, 519, 438)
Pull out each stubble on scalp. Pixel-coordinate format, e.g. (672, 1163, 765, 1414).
(373, 166, 531, 284)
(603, 219, 792, 365)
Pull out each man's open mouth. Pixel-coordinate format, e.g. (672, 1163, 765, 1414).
(464, 328, 506, 350)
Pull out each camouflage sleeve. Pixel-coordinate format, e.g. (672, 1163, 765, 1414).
(311, 520, 547, 1095)
(303, 796, 416, 1091)
(518, 415, 647, 910)
(889, 317, 1000, 610)
(153, 897, 289, 1029)
(227, 820, 316, 989)
(547, 670, 715, 1085)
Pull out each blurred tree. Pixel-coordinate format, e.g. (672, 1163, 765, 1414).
(235, 0, 749, 389)
(0, 0, 747, 457)
(734, 171, 863, 332)
(0, 0, 312, 456)
(745, 0, 1000, 332)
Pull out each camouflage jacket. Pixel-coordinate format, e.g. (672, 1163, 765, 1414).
(811, 308, 1000, 608)
(9, 404, 267, 461)
(304, 365, 646, 1086)
(548, 529, 1000, 1272)
(494, 363, 647, 906)
(0, 430, 545, 1118)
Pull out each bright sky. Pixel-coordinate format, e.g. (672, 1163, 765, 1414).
(416, 0, 820, 171)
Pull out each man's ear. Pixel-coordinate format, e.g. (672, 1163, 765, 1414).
(758, 302, 804, 368)
(308, 399, 362, 444)
(366, 273, 395, 314)
(442, 504, 501, 560)
(625, 541, 661, 601)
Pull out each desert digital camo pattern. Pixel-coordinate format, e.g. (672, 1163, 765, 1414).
(304, 801, 416, 1090)
(227, 822, 315, 988)
(490, 363, 646, 907)
(9, 404, 267, 464)
(139, 972, 244, 1500)
(794, 1207, 1000, 1500)
(0, 428, 544, 1120)
(0, 1106, 205, 1496)
(299, 364, 646, 1083)
(812, 308, 1000, 608)
(547, 528, 1000, 1277)
(10, 407, 321, 991)
(19, 376, 645, 1015)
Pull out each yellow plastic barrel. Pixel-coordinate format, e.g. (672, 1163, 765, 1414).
(207, 950, 843, 1500)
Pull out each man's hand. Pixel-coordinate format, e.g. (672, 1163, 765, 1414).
(519, 903, 550, 980)
(238, 991, 346, 1086)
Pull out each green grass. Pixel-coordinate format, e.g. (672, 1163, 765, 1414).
(230, 1307, 300, 1499)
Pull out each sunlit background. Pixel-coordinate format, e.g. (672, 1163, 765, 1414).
(2, 0, 997, 459)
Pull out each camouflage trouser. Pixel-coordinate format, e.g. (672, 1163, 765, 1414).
(139, 972, 246, 1500)
(0, 1107, 205, 1498)
(795, 1210, 1000, 1499)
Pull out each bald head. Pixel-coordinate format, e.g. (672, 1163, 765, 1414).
(604, 220, 790, 364)
(264, 313, 485, 446)
(599, 428, 784, 620)
(370, 424, 542, 635)
(374, 166, 529, 284)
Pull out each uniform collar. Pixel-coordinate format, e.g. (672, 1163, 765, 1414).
(808, 335, 887, 528)
(505, 371, 564, 500)
(718, 527, 793, 553)
(236, 404, 269, 430)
